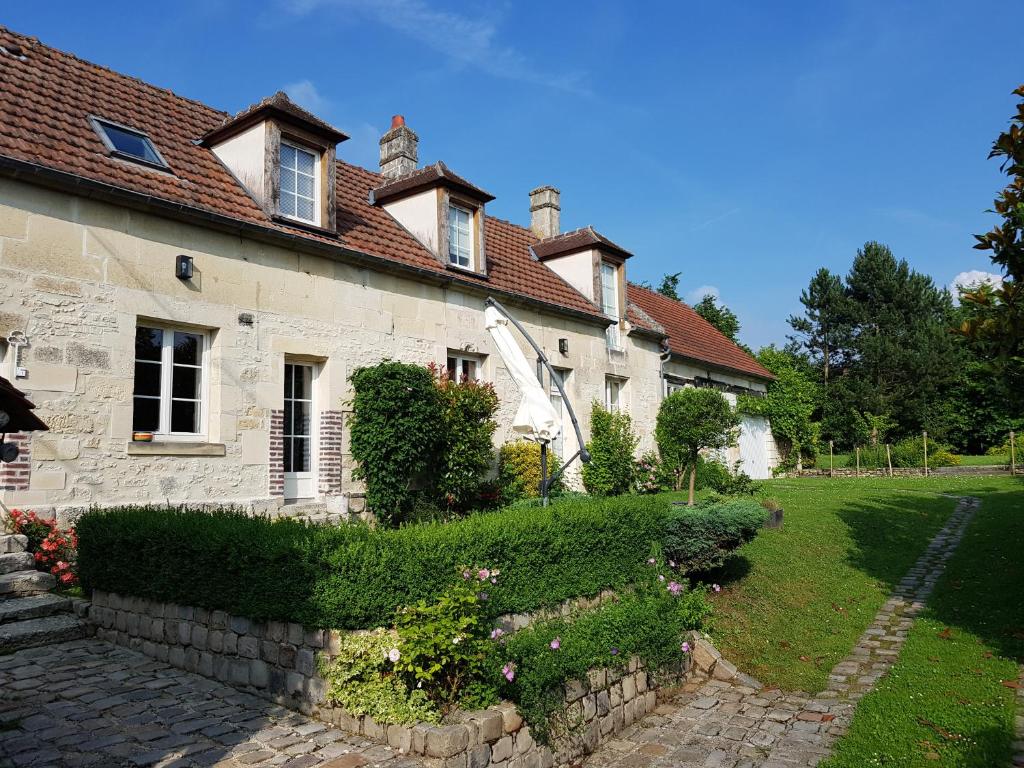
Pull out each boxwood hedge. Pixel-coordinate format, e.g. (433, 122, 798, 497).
(76, 495, 667, 630)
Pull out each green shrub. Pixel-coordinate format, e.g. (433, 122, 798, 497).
(496, 441, 563, 504)
(433, 366, 500, 513)
(77, 495, 668, 630)
(349, 362, 443, 525)
(889, 437, 958, 468)
(494, 574, 710, 741)
(319, 628, 440, 725)
(582, 403, 639, 496)
(662, 498, 768, 573)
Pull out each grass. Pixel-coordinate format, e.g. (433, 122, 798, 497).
(664, 475, 1023, 693)
(822, 482, 1024, 768)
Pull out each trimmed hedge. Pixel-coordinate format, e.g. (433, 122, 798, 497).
(662, 497, 768, 573)
(77, 495, 668, 630)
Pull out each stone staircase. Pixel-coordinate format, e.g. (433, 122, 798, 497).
(0, 532, 90, 652)
(275, 501, 347, 526)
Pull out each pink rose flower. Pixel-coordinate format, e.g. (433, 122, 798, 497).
(550, 637, 561, 650)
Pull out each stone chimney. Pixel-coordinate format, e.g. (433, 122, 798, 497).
(529, 186, 560, 239)
(379, 115, 418, 178)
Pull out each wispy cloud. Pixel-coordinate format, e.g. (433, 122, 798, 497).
(688, 207, 741, 233)
(283, 79, 330, 113)
(281, 0, 588, 94)
(686, 285, 720, 304)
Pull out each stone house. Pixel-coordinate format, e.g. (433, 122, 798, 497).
(0, 27, 775, 521)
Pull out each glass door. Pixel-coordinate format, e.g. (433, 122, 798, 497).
(283, 363, 316, 501)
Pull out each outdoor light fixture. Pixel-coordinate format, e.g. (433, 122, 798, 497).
(558, 338, 569, 355)
(176, 254, 194, 280)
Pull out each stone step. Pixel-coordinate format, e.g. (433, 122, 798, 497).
(0, 593, 71, 625)
(0, 569, 56, 596)
(0, 534, 28, 554)
(0, 551, 35, 575)
(0, 613, 88, 653)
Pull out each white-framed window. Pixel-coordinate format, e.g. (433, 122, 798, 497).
(448, 204, 473, 268)
(550, 368, 570, 458)
(280, 141, 319, 224)
(600, 262, 619, 317)
(133, 324, 208, 438)
(605, 376, 625, 413)
(446, 353, 481, 382)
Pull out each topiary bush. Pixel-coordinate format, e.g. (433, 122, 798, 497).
(77, 495, 669, 630)
(582, 403, 639, 496)
(662, 497, 768, 573)
(349, 362, 443, 524)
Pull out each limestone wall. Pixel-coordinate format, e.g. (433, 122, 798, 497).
(0, 179, 666, 517)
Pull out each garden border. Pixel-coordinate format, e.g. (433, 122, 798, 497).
(86, 590, 741, 768)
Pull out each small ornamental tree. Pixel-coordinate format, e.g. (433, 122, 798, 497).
(433, 364, 499, 513)
(655, 388, 740, 505)
(582, 402, 639, 496)
(349, 361, 443, 525)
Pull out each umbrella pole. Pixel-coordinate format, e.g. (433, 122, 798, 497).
(540, 441, 549, 507)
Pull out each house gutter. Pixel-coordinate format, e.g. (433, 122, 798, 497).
(0, 156, 610, 329)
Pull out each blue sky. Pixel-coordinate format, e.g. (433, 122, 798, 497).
(4, 1, 1014, 349)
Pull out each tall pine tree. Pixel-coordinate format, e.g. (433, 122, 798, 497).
(788, 268, 848, 386)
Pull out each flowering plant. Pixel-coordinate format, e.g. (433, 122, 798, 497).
(393, 566, 500, 712)
(9, 509, 78, 587)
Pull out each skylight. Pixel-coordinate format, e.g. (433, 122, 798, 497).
(91, 117, 168, 169)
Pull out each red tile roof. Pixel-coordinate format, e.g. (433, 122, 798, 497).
(627, 284, 773, 380)
(532, 226, 633, 261)
(371, 161, 495, 204)
(0, 27, 602, 321)
(201, 91, 349, 145)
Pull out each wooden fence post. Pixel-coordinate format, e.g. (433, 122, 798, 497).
(1011, 430, 1017, 475)
(855, 446, 861, 477)
(923, 431, 929, 477)
(886, 443, 893, 477)
(829, 440, 834, 478)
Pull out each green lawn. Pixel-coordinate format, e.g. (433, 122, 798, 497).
(666, 475, 1023, 693)
(822, 483, 1024, 768)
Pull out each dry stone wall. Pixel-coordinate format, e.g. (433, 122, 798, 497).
(87, 590, 729, 768)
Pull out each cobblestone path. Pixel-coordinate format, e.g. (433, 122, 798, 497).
(585, 496, 980, 768)
(0, 639, 425, 768)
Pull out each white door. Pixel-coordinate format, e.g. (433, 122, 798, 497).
(283, 363, 316, 501)
(738, 415, 771, 480)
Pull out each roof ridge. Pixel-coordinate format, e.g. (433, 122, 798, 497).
(0, 25, 231, 120)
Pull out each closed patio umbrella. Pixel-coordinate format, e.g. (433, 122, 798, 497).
(484, 305, 561, 444)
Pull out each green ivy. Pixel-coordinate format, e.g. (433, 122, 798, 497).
(349, 362, 443, 524)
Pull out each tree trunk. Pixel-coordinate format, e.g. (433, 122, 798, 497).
(688, 463, 696, 506)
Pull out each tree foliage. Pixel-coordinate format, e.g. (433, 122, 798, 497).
(739, 346, 819, 470)
(655, 388, 740, 504)
(960, 84, 1024, 409)
(787, 268, 848, 385)
(656, 272, 682, 301)
(582, 403, 639, 497)
(693, 294, 741, 342)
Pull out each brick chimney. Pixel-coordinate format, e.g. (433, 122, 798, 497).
(379, 115, 418, 178)
(529, 186, 560, 239)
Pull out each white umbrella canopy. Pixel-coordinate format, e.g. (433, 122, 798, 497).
(484, 306, 562, 443)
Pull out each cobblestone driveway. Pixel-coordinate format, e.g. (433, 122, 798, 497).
(0, 639, 423, 768)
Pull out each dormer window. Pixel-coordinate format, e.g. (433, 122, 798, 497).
(91, 117, 168, 170)
(448, 204, 474, 268)
(279, 141, 319, 225)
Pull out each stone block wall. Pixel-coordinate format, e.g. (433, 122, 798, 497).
(86, 590, 726, 768)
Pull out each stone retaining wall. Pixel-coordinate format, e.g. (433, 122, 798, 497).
(793, 466, 1015, 478)
(87, 590, 734, 768)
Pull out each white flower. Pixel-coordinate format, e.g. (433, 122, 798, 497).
(388, 648, 401, 663)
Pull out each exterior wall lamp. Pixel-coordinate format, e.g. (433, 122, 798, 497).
(176, 254, 194, 280)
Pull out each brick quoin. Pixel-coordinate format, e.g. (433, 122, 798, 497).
(269, 410, 284, 497)
(318, 410, 343, 496)
(0, 432, 30, 491)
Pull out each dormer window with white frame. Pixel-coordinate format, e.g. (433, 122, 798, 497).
(448, 204, 474, 268)
(279, 141, 320, 225)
